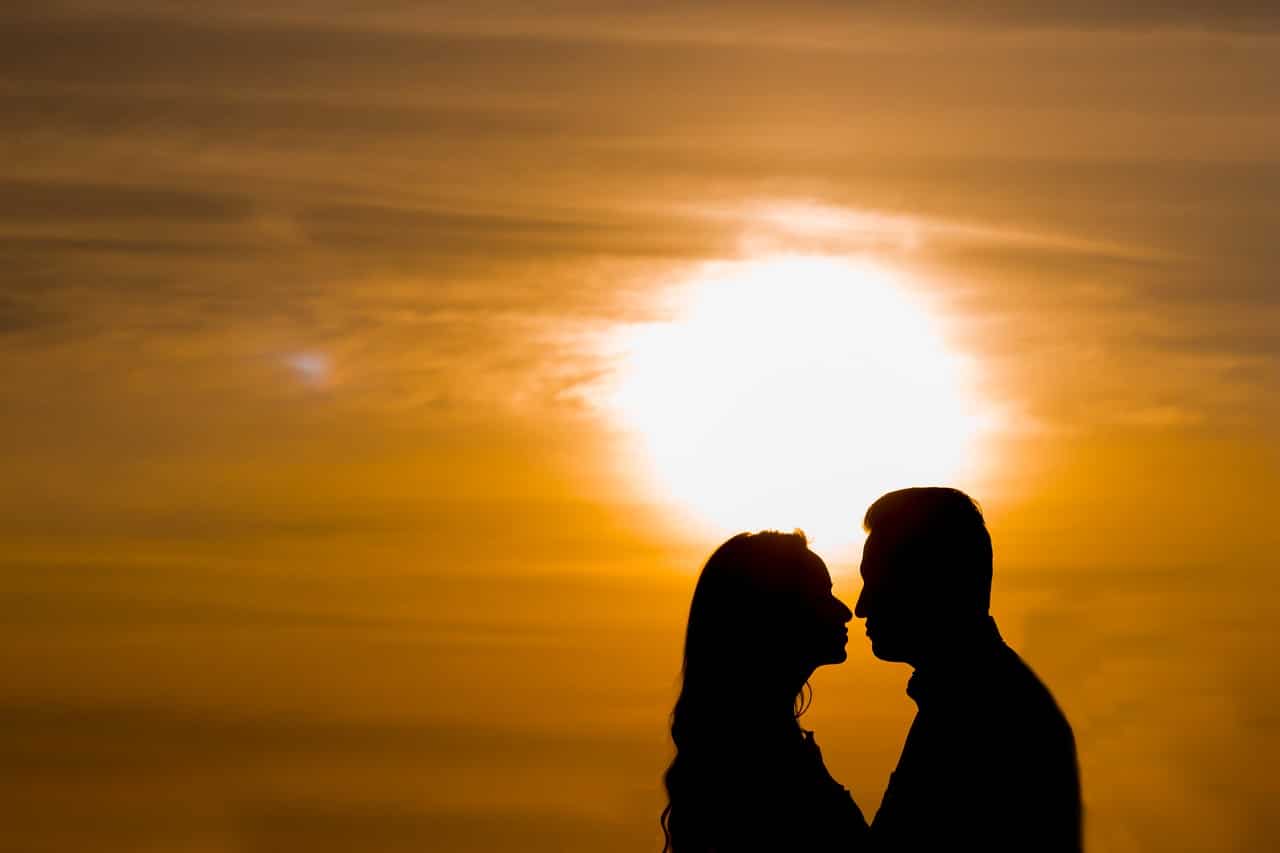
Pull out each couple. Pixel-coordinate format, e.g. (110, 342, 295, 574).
(660, 487, 1082, 852)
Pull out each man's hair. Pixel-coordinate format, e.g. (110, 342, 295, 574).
(863, 487, 993, 613)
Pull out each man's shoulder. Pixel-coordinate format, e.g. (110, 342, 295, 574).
(988, 645, 1077, 745)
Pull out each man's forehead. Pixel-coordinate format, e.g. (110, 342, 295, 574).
(859, 534, 884, 575)
(860, 532, 906, 580)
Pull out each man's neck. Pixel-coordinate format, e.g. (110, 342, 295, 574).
(908, 614, 1002, 676)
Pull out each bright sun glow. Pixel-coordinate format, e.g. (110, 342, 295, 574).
(602, 255, 986, 556)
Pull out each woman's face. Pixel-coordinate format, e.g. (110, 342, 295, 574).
(790, 550, 854, 668)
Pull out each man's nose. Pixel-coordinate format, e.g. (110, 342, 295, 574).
(854, 586, 868, 619)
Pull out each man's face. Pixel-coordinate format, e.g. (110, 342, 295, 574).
(854, 532, 928, 663)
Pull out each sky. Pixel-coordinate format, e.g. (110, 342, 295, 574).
(2, 3, 1279, 851)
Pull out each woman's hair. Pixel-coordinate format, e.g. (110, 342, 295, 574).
(660, 530, 818, 851)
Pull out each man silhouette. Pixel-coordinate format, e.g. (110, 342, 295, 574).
(855, 487, 1081, 852)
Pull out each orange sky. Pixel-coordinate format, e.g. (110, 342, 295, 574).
(2, 3, 1279, 851)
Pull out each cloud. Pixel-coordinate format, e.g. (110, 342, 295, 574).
(0, 178, 251, 223)
(23, 2, 1280, 46)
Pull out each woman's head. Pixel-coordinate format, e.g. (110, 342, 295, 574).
(661, 531, 852, 850)
(684, 530, 852, 691)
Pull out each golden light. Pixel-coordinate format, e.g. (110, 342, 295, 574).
(601, 254, 987, 557)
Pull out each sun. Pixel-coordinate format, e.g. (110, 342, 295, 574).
(601, 254, 985, 557)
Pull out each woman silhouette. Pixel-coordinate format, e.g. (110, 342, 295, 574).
(660, 530, 867, 851)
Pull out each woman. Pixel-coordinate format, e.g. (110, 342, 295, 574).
(661, 530, 867, 851)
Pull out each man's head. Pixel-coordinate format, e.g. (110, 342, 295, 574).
(854, 487, 993, 665)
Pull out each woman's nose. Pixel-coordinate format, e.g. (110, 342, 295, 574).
(836, 596, 854, 623)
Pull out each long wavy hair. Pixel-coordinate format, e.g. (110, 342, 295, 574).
(660, 530, 819, 852)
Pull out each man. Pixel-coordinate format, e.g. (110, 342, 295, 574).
(855, 487, 1081, 851)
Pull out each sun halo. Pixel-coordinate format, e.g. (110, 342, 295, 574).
(602, 255, 985, 559)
